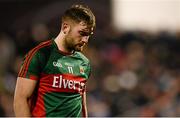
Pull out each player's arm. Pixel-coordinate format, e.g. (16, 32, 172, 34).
(82, 62, 91, 117)
(14, 77, 37, 117)
(82, 89, 88, 117)
(14, 43, 44, 116)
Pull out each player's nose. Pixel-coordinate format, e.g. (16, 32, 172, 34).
(82, 36, 89, 43)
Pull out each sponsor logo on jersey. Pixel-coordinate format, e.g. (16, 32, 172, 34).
(53, 61, 62, 68)
(52, 75, 85, 92)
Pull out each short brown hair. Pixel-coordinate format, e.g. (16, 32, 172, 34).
(62, 4, 96, 28)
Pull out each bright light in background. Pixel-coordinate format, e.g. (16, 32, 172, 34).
(112, 0, 180, 32)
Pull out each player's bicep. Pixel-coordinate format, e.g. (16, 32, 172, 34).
(14, 77, 37, 99)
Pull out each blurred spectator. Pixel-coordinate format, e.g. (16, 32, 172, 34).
(31, 23, 50, 44)
(0, 33, 16, 116)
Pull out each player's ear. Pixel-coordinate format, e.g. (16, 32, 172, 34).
(62, 22, 70, 34)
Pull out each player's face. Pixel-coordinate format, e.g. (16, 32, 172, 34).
(65, 21, 93, 52)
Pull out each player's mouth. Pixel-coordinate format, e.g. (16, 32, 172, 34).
(77, 43, 85, 47)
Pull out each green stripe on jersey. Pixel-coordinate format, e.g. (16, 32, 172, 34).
(44, 92, 82, 117)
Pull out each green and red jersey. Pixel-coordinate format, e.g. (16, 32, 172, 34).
(18, 39, 91, 117)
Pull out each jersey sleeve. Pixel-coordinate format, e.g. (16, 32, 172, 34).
(18, 49, 41, 80)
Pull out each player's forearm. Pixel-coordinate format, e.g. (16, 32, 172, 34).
(82, 92, 88, 117)
(14, 98, 31, 117)
(82, 105, 88, 117)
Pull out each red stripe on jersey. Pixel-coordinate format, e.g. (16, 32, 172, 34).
(29, 75, 39, 80)
(18, 40, 52, 78)
(31, 93, 46, 117)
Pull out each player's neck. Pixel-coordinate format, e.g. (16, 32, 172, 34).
(54, 32, 73, 54)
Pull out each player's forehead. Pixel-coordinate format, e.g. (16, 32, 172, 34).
(77, 21, 94, 34)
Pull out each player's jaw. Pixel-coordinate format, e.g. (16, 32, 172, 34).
(66, 38, 86, 52)
(70, 37, 87, 52)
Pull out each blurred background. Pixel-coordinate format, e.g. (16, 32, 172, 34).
(0, 0, 180, 116)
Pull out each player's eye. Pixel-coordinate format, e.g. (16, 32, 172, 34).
(79, 31, 89, 36)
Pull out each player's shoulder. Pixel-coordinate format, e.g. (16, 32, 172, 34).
(74, 52, 90, 63)
(30, 40, 53, 54)
(25, 40, 53, 59)
(37, 40, 53, 52)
